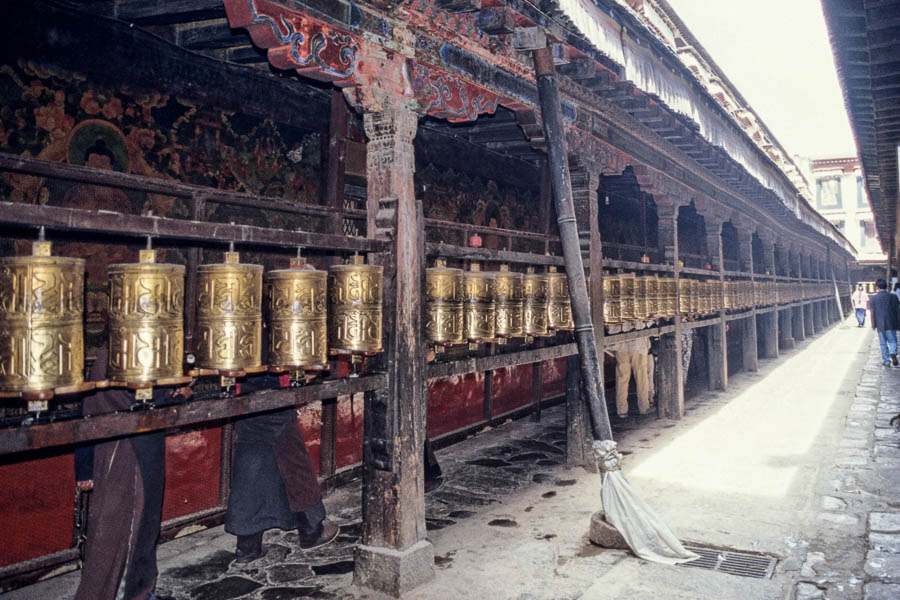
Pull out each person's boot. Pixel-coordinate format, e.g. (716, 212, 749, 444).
(234, 531, 265, 563)
(891, 353, 898, 367)
(298, 519, 340, 550)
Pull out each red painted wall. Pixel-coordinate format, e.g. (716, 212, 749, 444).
(335, 394, 364, 470)
(492, 364, 533, 416)
(542, 357, 567, 398)
(161, 427, 222, 522)
(427, 372, 485, 439)
(0, 451, 74, 568)
(298, 402, 322, 475)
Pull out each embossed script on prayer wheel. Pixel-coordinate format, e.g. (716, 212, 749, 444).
(523, 269, 549, 336)
(602, 274, 621, 325)
(494, 265, 524, 338)
(698, 281, 710, 315)
(108, 250, 184, 383)
(678, 278, 692, 315)
(0, 242, 84, 392)
(660, 277, 675, 317)
(619, 272, 635, 322)
(633, 276, 648, 320)
(463, 264, 495, 342)
(195, 253, 263, 370)
(266, 262, 327, 369)
(329, 258, 383, 354)
(426, 259, 464, 345)
(547, 268, 574, 331)
(644, 275, 659, 319)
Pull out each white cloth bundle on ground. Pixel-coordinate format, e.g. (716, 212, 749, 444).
(594, 440, 699, 565)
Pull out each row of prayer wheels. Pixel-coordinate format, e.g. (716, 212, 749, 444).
(425, 261, 574, 345)
(0, 244, 383, 394)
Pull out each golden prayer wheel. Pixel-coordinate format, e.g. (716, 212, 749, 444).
(713, 280, 723, 312)
(663, 277, 677, 317)
(690, 279, 700, 314)
(699, 281, 711, 315)
(329, 257, 383, 354)
(678, 278, 692, 315)
(425, 259, 464, 346)
(195, 252, 263, 371)
(494, 265, 524, 338)
(108, 250, 184, 383)
(724, 281, 734, 310)
(463, 263, 495, 342)
(266, 260, 328, 369)
(644, 275, 659, 319)
(547, 267, 574, 331)
(523, 269, 550, 336)
(602, 274, 621, 325)
(619, 272, 635, 322)
(753, 281, 761, 307)
(0, 241, 84, 393)
(633, 276, 648, 320)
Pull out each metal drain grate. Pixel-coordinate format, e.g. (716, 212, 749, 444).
(679, 545, 777, 579)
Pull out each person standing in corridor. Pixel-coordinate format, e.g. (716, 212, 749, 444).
(869, 279, 900, 367)
(852, 283, 869, 327)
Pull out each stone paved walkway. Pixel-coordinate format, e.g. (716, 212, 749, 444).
(793, 334, 900, 600)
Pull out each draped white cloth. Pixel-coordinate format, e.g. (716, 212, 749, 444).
(594, 440, 699, 565)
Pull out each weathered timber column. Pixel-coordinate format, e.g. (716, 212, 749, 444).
(704, 216, 727, 390)
(804, 255, 816, 337)
(657, 200, 684, 418)
(567, 160, 601, 468)
(736, 227, 759, 371)
(776, 245, 794, 350)
(533, 45, 612, 441)
(758, 236, 779, 359)
(791, 250, 806, 342)
(355, 104, 434, 596)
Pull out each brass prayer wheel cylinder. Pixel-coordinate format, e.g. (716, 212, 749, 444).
(690, 279, 700, 314)
(547, 268, 574, 331)
(266, 265, 327, 369)
(0, 242, 85, 392)
(329, 259, 384, 354)
(699, 281, 711, 315)
(663, 277, 677, 317)
(463, 264, 495, 342)
(678, 278, 692, 315)
(523, 270, 550, 336)
(602, 274, 621, 325)
(195, 253, 263, 370)
(724, 281, 734, 310)
(644, 275, 659, 319)
(633, 276, 648, 320)
(425, 260, 464, 345)
(619, 272, 635, 322)
(107, 250, 184, 383)
(494, 265, 524, 338)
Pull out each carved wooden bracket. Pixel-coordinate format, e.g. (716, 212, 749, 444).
(224, 0, 362, 84)
(565, 127, 630, 176)
(408, 59, 499, 122)
(631, 164, 689, 205)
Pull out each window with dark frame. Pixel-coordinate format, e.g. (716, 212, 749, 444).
(857, 176, 868, 208)
(816, 176, 842, 209)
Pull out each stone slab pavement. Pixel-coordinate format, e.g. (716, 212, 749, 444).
(4, 313, 898, 600)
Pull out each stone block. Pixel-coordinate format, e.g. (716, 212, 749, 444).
(588, 511, 628, 549)
(354, 540, 435, 597)
(869, 513, 900, 533)
(864, 583, 900, 600)
(870, 532, 900, 554)
(865, 550, 900, 580)
(795, 582, 825, 599)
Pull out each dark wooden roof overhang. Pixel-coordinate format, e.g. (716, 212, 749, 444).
(822, 0, 900, 257)
(15, 0, 855, 262)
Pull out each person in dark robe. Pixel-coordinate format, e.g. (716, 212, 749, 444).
(74, 349, 186, 600)
(225, 373, 339, 562)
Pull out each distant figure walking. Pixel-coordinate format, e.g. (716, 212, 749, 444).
(869, 279, 900, 367)
(851, 283, 868, 327)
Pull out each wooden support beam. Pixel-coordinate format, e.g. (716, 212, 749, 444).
(530, 338, 544, 423)
(435, 0, 482, 12)
(657, 202, 684, 418)
(475, 7, 515, 34)
(355, 105, 433, 596)
(116, 0, 226, 25)
(0, 201, 379, 253)
(425, 242, 565, 266)
(177, 20, 247, 50)
(427, 343, 579, 380)
(566, 354, 596, 471)
(0, 374, 386, 455)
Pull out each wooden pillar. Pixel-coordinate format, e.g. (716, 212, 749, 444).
(737, 228, 758, 371)
(657, 200, 683, 418)
(355, 104, 434, 596)
(568, 160, 600, 471)
(758, 237, 778, 359)
(530, 338, 544, 423)
(704, 216, 727, 390)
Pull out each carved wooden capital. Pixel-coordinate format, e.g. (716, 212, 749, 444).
(364, 104, 419, 177)
(565, 127, 630, 176)
(632, 164, 688, 204)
